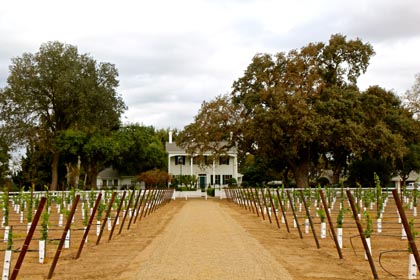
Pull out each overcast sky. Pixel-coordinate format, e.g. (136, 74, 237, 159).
(1, 0, 420, 129)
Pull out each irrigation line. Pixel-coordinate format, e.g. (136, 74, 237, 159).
(378, 249, 406, 278)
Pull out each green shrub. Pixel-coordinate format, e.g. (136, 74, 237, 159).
(207, 187, 215, 197)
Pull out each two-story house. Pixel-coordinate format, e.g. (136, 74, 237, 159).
(165, 132, 242, 189)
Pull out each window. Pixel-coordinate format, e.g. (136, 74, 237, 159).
(175, 156, 185, 165)
(102, 179, 117, 187)
(219, 156, 229, 165)
(222, 175, 232, 185)
(210, 175, 221, 185)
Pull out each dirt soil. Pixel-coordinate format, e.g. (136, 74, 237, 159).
(12, 197, 418, 279)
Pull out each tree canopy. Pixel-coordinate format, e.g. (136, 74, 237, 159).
(178, 34, 419, 188)
(0, 41, 126, 190)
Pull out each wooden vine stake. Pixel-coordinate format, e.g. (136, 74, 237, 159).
(109, 191, 126, 241)
(118, 190, 134, 235)
(10, 197, 46, 280)
(96, 192, 116, 245)
(286, 190, 303, 239)
(75, 193, 102, 259)
(47, 195, 80, 279)
(276, 189, 290, 233)
(346, 190, 378, 280)
(299, 190, 319, 249)
(320, 190, 343, 259)
(392, 189, 420, 274)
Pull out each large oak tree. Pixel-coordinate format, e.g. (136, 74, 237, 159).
(0, 42, 126, 190)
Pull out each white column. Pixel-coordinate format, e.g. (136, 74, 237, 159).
(233, 155, 238, 183)
(213, 159, 216, 188)
(190, 157, 193, 176)
(168, 155, 171, 174)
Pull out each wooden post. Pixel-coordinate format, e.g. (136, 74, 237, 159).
(346, 190, 378, 280)
(11, 197, 46, 280)
(253, 188, 266, 221)
(47, 195, 80, 279)
(392, 189, 420, 273)
(244, 188, 255, 214)
(267, 188, 280, 229)
(287, 190, 303, 239)
(320, 190, 343, 259)
(248, 188, 260, 217)
(76, 193, 102, 259)
(127, 189, 142, 229)
(118, 190, 134, 235)
(243, 189, 253, 212)
(96, 192, 116, 245)
(299, 190, 319, 248)
(261, 188, 272, 224)
(146, 189, 158, 217)
(276, 189, 290, 233)
(108, 191, 126, 241)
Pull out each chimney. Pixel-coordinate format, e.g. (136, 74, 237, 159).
(169, 131, 173, 143)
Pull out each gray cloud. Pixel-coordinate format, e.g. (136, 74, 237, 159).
(1, 0, 420, 129)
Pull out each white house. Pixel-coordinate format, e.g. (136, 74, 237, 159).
(96, 167, 139, 189)
(166, 132, 242, 189)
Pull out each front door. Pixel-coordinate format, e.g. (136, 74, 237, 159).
(199, 174, 206, 191)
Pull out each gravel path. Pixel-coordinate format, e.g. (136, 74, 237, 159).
(125, 199, 293, 280)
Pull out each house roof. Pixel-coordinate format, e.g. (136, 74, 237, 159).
(392, 171, 420, 182)
(97, 167, 120, 179)
(165, 141, 237, 154)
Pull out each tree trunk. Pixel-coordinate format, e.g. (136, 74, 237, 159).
(283, 168, 290, 188)
(290, 159, 310, 188)
(89, 166, 98, 189)
(332, 163, 342, 185)
(50, 151, 60, 191)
